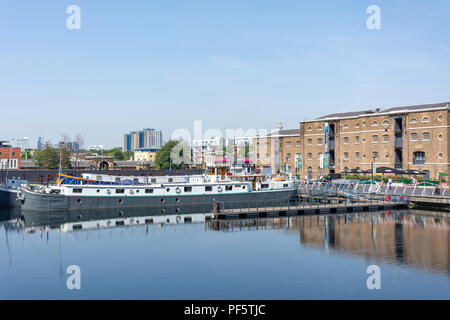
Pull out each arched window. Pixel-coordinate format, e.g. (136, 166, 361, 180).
(343, 124, 349, 129)
(372, 152, 379, 160)
(410, 118, 417, 124)
(307, 127, 312, 132)
(355, 123, 360, 128)
(422, 117, 430, 123)
(382, 120, 389, 126)
(372, 121, 379, 127)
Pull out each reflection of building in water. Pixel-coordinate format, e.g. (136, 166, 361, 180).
(295, 211, 449, 275)
(209, 211, 449, 275)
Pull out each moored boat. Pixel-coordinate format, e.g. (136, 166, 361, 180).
(19, 172, 298, 212)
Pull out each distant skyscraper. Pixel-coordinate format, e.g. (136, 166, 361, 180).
(37, 137, 43, 150)
(123, 128, 163, 152)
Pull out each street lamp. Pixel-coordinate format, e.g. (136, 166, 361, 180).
(371, 154, 376, 190)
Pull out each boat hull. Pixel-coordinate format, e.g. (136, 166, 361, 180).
(20, 188, 298, 213)
(0, 187, 19, 208)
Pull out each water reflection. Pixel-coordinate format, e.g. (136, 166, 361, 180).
(1, 208, 449, 277)
(209, 210, 449, 276)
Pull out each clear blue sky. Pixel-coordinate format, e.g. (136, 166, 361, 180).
(1, 0, 449, 149)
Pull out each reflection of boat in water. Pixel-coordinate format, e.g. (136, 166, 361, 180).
(19, 171, 298, 212)
(18, 207, 214, 233)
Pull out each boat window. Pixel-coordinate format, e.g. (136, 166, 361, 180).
(261, 184, 269, 189)
(205, 186, 213, 192)
(145, 189, 153, 194)
(133, 178, 139, 184)
(168, 178, 173, 183)
(151, 178, 157, 184)
(283, 184, 289, 187)
(225, 185, 233, 191)
(116, 189, 125, 194)
(73, 188, 83, 193)
(184, 187, 192, 192)
(96, 176, 102, 181)
(115, 178, 121, 182)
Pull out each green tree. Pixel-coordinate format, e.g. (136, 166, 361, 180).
(155, 140, 185, 170)
(33, 143, 71, 169)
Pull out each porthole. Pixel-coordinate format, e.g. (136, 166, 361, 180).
(77, 199, 82, 204)
(118, 199, 123, 204)
(166, 188, 170, 192)
(97, 189, 100, 193)
(161, 198, 165, 203)
(176, 208, 180, 213)
(107, 189, 111, 195)
(136, 190, 139, 193)
(175, 198, 180, 203)
(119, 211, 124, 216)
(242, 186, 246, 189)
(161, 209, 166, 214)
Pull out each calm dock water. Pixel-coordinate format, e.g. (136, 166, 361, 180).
(0, 208, 449, 299)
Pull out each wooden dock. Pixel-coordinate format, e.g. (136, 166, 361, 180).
(214, 200, 408, 220)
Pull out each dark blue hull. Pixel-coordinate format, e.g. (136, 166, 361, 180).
(0, 188, 19, 208)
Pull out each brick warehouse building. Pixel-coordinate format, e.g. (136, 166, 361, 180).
(253, 129, 301, 175)
(299, 102, 450, 180)
(0, 146, 21, 173)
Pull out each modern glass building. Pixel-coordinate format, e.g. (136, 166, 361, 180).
(123, 129, 163, 152)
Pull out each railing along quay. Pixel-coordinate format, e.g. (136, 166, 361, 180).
(296, 180, 450, 211)
(297, 180, 450, 198)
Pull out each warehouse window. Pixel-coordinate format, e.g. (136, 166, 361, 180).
(372, 135, 379, 143)
(413, 152, 425, 165)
